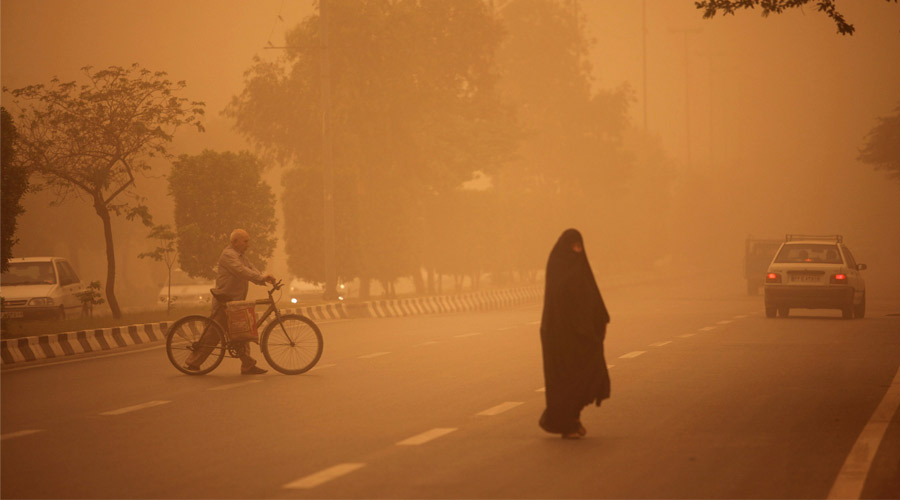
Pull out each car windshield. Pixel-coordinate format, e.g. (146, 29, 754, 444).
(1, 262, 57, 286)
(774, 244, 843, 264)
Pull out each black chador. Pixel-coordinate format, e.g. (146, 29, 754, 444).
(539, 229, 610, 438)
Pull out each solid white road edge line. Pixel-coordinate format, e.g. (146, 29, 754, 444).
(283, 463, 366, 489)
(100, 400, 171, 416)
(396, 427, 458, 446)
(1, 429, 43, 441)
(827, 363, 900, 499)
(310, 363, 336, 371)
(478, 401, 524, 416)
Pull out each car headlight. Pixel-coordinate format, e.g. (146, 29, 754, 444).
(29, 297, 55, 306)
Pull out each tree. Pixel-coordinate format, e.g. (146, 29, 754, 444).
(695, 0, 898, 35)
(859, 103, 900, 182)
(491, 0, 633, 277)
(168, 150, 276, 279)
(227, 0, 513, 294)
(1, 107, 29, 273)
(138, 224, 177, 314)
(4, 64, 204, 317)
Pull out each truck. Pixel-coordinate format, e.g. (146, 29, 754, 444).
(744, 236, 781, 295)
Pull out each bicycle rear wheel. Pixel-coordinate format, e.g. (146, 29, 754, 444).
(166, 315, 226, 375)
(261, 314, 323, 375)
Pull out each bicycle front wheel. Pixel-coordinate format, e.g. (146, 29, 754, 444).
(261, 314, 323, 375)
(166, 315, 226, 375)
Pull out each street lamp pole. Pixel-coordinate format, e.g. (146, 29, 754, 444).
(669, 27, 702, 168)
(319, 0, 337, 300)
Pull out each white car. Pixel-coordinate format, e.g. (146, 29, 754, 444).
(764, 235, 866, 319)
(1, 257, 85, 320)
(157, 269, 214, 309)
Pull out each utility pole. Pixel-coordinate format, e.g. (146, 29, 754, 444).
(263, 1, 338, 301)
(642, 0, 648, 132)
(319, 0, 337, 300)
(669, 27, 702, 168)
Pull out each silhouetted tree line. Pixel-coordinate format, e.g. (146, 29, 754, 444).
(226, 0, 653, 297)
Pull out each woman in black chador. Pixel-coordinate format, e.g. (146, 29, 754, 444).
(539, 229, 610, 439)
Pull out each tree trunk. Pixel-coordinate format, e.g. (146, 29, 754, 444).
(94, 197, 122, 318)
(413, 268, 425, 295)
(360, 276, 371, 300)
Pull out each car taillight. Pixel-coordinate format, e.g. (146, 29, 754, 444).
(766, 272, 781, 283)
(831, 273, 847, 284)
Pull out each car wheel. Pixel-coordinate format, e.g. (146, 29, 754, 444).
(765, 305, 776, 318)
(841, 303, 853, 319)
(778, 307, 789, 317)
(854, 293, 866, 319)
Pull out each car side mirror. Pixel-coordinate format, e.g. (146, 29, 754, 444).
(857, 264, 867, 271)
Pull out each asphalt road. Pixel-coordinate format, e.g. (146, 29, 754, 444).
(3, 276, 899, 499)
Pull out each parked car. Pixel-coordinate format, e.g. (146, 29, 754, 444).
(157, 269, 214, 309)
(1, 257, 85, 320)
(764, 234, 866, 319)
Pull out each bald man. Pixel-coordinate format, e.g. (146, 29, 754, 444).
(184, 229, 276, 374)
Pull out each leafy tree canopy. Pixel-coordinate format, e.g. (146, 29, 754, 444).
(859, 103, 900, 182)
(695, 0, 898, 35)
(3, 65, 204, 316)
(1, 107, 29, 272)
(169, 150, 277, 280)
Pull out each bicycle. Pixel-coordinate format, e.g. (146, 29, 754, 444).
(165, 280, 323, 375)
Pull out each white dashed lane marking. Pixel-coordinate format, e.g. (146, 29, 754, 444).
(416, 341, 440, 346)
(619, 351, 646, 359)
(454, 332, 483, 338)
(396, 428, 457, 446)
(677, 333, 697, 338)
(100, 400, 171, 416)
(497, 326, 517, 331)
(733, 314, 749, 319)
(283, 463, 366, 490)
(209, 380, 263, 391)
(358, 352, 390, 359)
(478, 402, 524, 416)
(716, 320, 733, 325)
(698, 326, 717, 331)
(649, 341, 672, 347)
(1, 429, 43, 441)
(536, 387, 545, 392)
(310, 363, 336, 371)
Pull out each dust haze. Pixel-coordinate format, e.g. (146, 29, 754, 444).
(2, 0, 898, 309)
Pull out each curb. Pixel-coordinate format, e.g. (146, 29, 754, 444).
(1, 285, 542, 367)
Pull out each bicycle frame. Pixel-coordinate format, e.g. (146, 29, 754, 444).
(209, 283, 283, 350)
